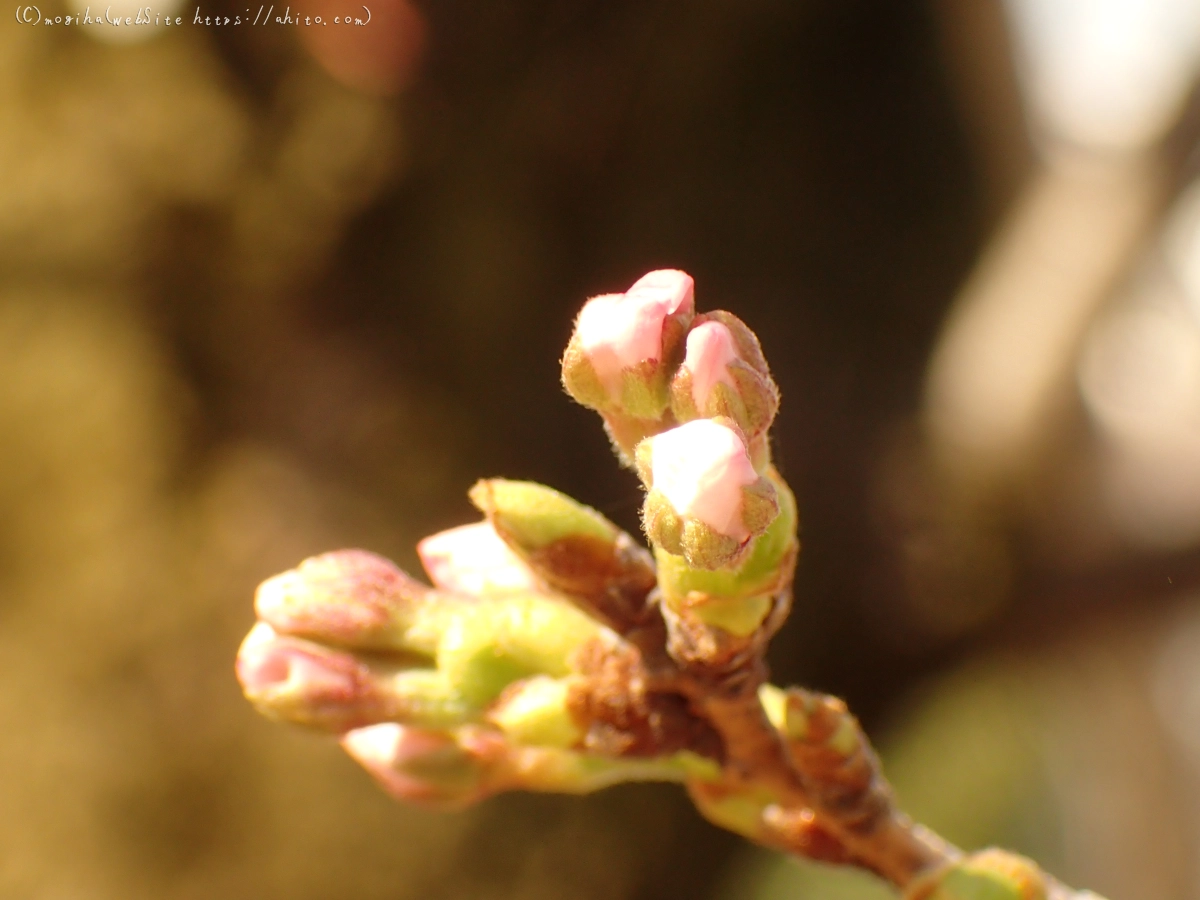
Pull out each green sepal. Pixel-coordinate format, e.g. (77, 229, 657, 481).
(618, 360, 671, 420)
(470, 479, 616, 551)
(487, 675, 582, 749)
(436, 594, 605, 705)
(561, 336, 614, 411)
(508, 748, 716, 796)
(689, 592, 774, 637)
(386, 669, 479, 729)
(655, 470, 797, 606)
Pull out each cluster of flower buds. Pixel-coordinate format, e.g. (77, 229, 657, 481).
(562, 269, 795, 664)
(561, 270, 779, 463)
(236, 481, 711, 807)
(238, 269, 1107, 900)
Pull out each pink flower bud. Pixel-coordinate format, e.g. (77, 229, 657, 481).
(341, 723, 505, 809)
(636, 420, 780, 569)
(562, 269, 695, 418)
(417, 521, 541, 596)
(576, 270, 694, 371)
(646, 420, 758, 539)
(670, 311, 779, 440)
(682, 321, 740, 411)
(236, 623, 386, 731)
(254, 550, 427, 648)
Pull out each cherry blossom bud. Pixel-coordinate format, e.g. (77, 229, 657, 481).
(653, 468, 797, 646)
(254, 550, 430, 650)
(670, 311, 779, 440)
(236, 623, 471, 731)
(636, 419, 779, 569)
(236, 623, 393, 731)
(561, 269, 695, 421)
(341, 723, 502, 809)
(417, 521, 542, 596)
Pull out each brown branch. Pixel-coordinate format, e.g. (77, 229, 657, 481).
(562, 579, 957, 891)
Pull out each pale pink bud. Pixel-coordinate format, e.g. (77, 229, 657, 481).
(647, 420, 758, 539)
(576, 270, 693, 370)
(254, 550, 427, 648)
(341, 723, 505, 809)
(417, 521, 541, 596)
(670, 311, 779, 439)
(562, 269, 695, 418)
(636, 420, 779, 568)
(236, 623, 386, 731)
(683, 321, 740, 411)
(623, 267, 695, 319)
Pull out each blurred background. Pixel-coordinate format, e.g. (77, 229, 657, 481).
(3, 0, 1200, 898)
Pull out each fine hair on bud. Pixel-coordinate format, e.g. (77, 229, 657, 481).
(561, 269, 695, 419)
(670, 311, 780, 439)
(636, 418, 778, 569)
(254, 549, 428, 648)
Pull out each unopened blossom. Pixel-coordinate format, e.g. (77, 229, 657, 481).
(645, 420, 757, 538)
(670, 311, 779, 440)
(341, 722, 504, 809)
(637, 419, 779, 569)
(238, 622, 474, 730)
(561, 269, 695, 419)
(236, 622, 388, 731)
(684, 321, 739, 408)
(254, 549, 428, 649)
(417, 521, 541, 596)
